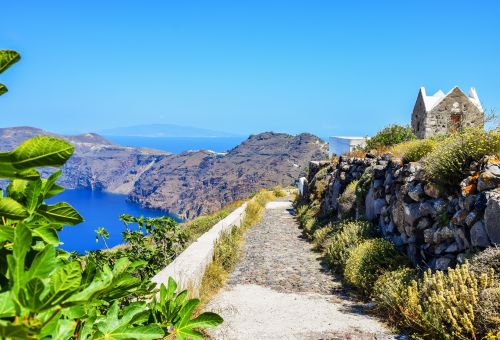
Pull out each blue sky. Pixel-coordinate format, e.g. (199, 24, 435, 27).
(0, 1, 499, 137)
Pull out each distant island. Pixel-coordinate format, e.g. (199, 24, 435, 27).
(99, 123, 242, 138)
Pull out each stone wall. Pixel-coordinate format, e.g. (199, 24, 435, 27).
(300, 156, 500, 270)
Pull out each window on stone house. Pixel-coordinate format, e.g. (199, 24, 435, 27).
(449, 114, 462, 132)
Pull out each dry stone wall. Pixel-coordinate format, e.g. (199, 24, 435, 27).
(301, 156, 500, 270)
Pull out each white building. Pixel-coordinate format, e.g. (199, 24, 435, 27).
(328, 136, 367, 157)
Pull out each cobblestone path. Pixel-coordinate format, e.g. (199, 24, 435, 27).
(207, 198, 396, 340)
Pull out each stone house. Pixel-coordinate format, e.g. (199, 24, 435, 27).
(411, 86, 484, 138)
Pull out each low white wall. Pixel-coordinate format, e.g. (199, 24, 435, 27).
(151, 202, 247, 295)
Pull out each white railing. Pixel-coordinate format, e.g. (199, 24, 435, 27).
(151, 202, 247, 295)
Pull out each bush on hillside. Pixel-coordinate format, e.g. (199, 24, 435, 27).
(324, 220, 374, 273)
(404, 263, 498, 339)
(423, 128, 500, 186)
(365, 124, 416, 150)
(344, 238, 407, 294)
(337, 180, 358, 219)
(390, 138, 437, 162)
(372, 268, 417, 324)
(312, 225, 334, 250)
(272, 186, 286, 197)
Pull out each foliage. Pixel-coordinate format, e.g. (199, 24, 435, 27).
(471, 245, 500, 280)
(337, 180, 358, 219)
(344, 238, 407, 294)
(390, 138, 437, 162)
(365, 124, 416, 151)
(0, 50, 20, 96)
(183, 201, 241, 241)
(0, 135, 223, 339)
(423, 128, 500, 186)
(312, 225, 333, 251)
(272, 186, 286, 198)
(323, 220, 374, 273)
(148, 278, 223, 340)
(372, 268, 417, 324)
(355, 170, 372, 217)
(403, 263, 497, 339)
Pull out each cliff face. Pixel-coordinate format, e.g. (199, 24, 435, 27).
(129, 132, 329, 219)
(1, 127, 328, 219)
(0, 127, 168, 194)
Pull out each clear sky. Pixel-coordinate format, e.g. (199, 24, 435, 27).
(0, 1, 499, 137)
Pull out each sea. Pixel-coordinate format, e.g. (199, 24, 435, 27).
(52, 136, 247, 254)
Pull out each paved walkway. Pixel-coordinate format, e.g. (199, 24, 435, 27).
(207, 198, 396, 340)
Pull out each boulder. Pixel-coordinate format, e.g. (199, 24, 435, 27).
(484, 189, 500, 244)
(408, 182, 425, 202)
(424, 182, 443, 199)
(451, 210, 467, 227)
(404, 203, 422, 227)
(435, 257, 452, 271)
(477, 171, 500, 192)
(470, 221, 490, 248)
(419, 200, 436, 217)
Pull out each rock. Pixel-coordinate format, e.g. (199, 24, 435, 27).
(454, 227, 470, 250)
(392, 235, 404, 247)
(372, 165, 386, 179)
(465, 211, 479, 227)
(424, 182, 443, 199)
(470, 221, 490, 248)
(457, 253, 466, 264)
(484, 189, 500, 245)
(445, 242, 459, 253)
(404, 203, 422, 227)
(477, 171, 500, 192)
(463, 195, 477, 211)
(424, 229, 434, 244)
(391, 200, 406, 232)
(460, 173, 479, 196)
(419, 201, 436, 217)
(435, 257, 451, 271)
(433, 199, 448, 215)
(408, 182, 425, 202)
(451, 210, 467, 226)
(416, 217, 431, 230)
(434, 243, 447, 255)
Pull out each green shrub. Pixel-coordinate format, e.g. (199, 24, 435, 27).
(337, 180, 358, 219)
(312, 225, 333, 250)
(272, 186, 286, 197)
(404, 263, 497, 339)
(391, 138, 437, 162)
(355, 171, 372, 217)
(344, 238, 407, 294)
(423, 128, 500, 186)
(477, 286, 500, 336)
(372, 268, 417, 323)
(365, 124, 416, 150)
(324, 220, 374, 273)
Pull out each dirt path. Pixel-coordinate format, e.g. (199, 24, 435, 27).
(207, 198, 396, 340)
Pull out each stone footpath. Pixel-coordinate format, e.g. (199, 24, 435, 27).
(207, 198, 395, 340)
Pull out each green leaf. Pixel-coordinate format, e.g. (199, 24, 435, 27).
(26, 245, 57, 280)
(6, 179, 27, 201)
(38, 202, 83, 225)
(25, 179, 43, 214)
(42, 170, 64, 198)
(0, 197, 29, 220)
(30, 225, 60, 245)
(0, 225, 14, 243)
(0, 83, 7, 96)
(0, 291, 16, 318)
(18, 278, 46, 311)
(8, 136, 74, 169)
(49, 261, 81, 301)
(96, 302, 164, 339)
(0, 50, 21, 74)
(50, 319, 76, 340)
(0, 320, 35, 339)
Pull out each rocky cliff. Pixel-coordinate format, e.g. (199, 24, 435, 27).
(1, 127, 328, 219)
(129, 132, 328, 219)
(0, 127, 168, 194)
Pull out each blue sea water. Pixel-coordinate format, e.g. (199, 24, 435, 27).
(47, 189, 176, 254)
(105, 136, 247, 153)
